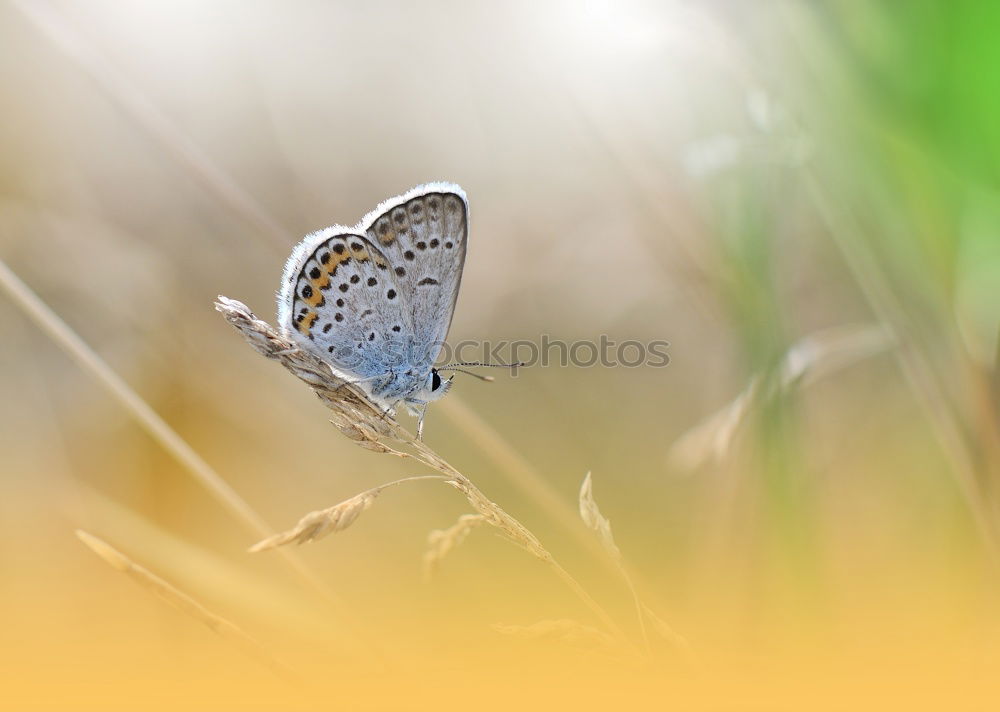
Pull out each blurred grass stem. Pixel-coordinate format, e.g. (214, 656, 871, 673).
(0, 257, 352, 612)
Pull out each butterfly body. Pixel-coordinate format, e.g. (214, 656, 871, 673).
(277, 183, 468, 433)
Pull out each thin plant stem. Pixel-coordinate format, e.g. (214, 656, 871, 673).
(11, 0, 289, 248)
(404, 440, 632, 646)
(438, 398, 636, 572)
(0, 257, 348, 610)
(544, 558, 630, 646)
(806, 174, 1000, 556)
(76, 530, 294, 679)
(621, 566, 651, 655)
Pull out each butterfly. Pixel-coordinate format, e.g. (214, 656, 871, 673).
(277, 182, 472, 438)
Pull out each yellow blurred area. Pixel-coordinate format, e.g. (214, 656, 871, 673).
(2, 1, 999, 709)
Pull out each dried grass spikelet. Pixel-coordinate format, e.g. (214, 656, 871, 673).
(249, 475, 449, 552)
(578, 471, 622, 561)
(668, 381, 758, 472)
(492, 620, 617, 652)
(422, 513, 487, 580)
(215, 297, 408, 450)
(669, 323, 893, 471)
(249, 492, 376, 552)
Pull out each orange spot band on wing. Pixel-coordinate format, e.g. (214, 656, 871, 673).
(325, 249, 353, 276)
(297, 312, 318, 335)
(304, 288, 325, 306)
(310, 273, 330, 293)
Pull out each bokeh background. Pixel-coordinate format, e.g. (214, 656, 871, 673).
(2, 1, 999, 709)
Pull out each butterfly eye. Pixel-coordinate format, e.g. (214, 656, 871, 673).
(431, 370, 442, 391)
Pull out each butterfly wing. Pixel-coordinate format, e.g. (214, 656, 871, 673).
(278, 231, 410, 383)
(276, 183, 468, 405)
(362, 183, 468, 357)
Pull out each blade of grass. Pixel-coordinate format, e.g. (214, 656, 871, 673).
(0, 257, 350, 610)
(805, 174, 1000, 556)
(70, 482, 348, 648)
(76, 530, 294, 679)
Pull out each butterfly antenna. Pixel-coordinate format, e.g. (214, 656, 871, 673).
(438, 367, 495, 382)
(437, 360, 525, 382)
(440, 360, 525, 369)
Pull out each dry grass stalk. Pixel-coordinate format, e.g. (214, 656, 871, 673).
(422, 514, 487, 580)
(250, 475, 448, 552)
(0, 258, 340, 609)
(218, 297, 630, 645)
(11, 0, 290, 248)
(807, 176, 1000, 555)
(76, 530, 293, 678)
(578, 472, 694, 659)
(437, 398, 633, 579)
(642, 604, 697, 659)
(442, 477, 549, 561)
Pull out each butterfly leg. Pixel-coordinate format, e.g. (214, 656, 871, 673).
(415, 402, 429, 441)
(376, 405, 395, 428)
